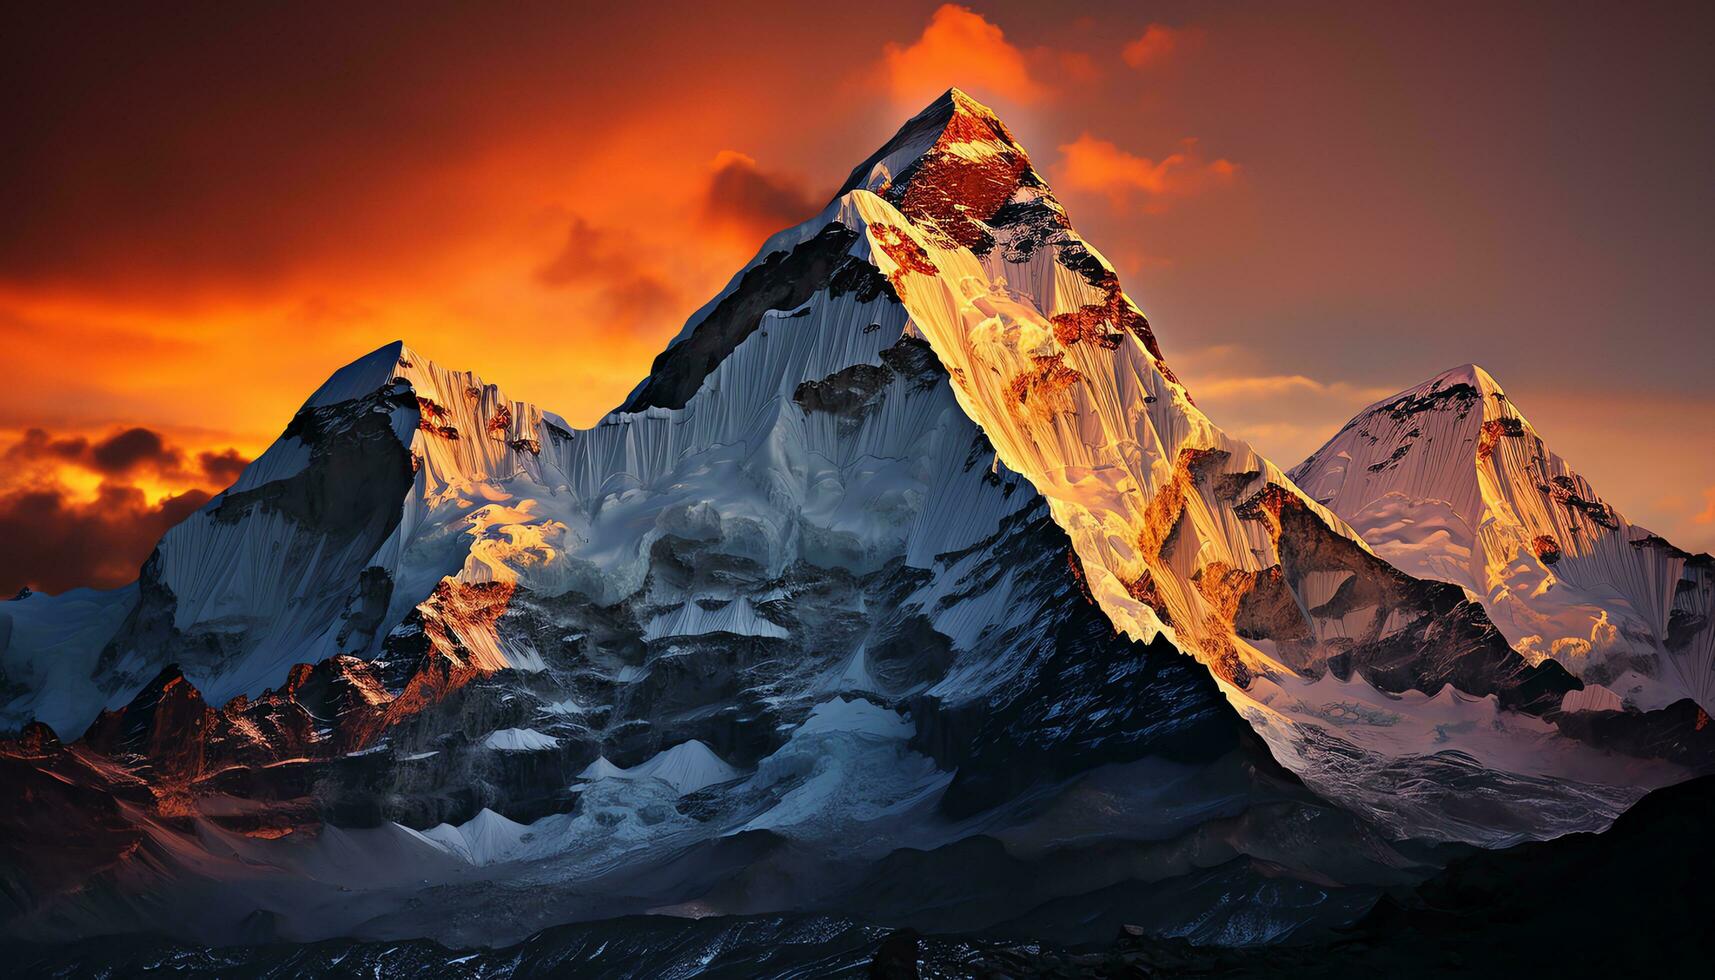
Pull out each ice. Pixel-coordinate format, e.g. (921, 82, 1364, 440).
(641, 597, 789, 642)
(740, 697, 943, 837)
(418, 808, 532, 865)
(483, 728, 559, 752)
(576, 740, 740, 796)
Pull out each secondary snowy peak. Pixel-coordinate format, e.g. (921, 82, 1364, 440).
(1291, 365, 1715, 715)
(0, 340, 567, 735)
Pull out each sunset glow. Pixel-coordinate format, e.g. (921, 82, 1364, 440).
(4, 1, 1712, 594)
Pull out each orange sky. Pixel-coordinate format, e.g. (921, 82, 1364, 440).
(4, 1, 1713, 593)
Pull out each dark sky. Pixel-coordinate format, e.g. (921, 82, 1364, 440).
(3, 1, 1712, 595)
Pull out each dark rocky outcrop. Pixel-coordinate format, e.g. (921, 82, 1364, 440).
(907, 503, 1257, 819)
(1237, 483, 1580, 713)
(623, 223, 863, 412)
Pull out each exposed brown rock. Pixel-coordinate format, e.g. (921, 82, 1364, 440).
(1066, 549, 1095, 607)
(1123, 569, 1172, 628)
(871, 224, 940, 291)
(1532, 534, 1562, 565)
(1006, 353, 1082, 420)
(1049, 282, 1145, 352)
(883, 103, 1030, 253)
(82, 667, 216, 782)
(1478, 417, 1526, 461)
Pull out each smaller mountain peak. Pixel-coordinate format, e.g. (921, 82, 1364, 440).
(1429, 362, 1503, 394)
(303, 340, 414, 410)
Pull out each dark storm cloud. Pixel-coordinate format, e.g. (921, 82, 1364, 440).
(0, 484, 213, 594)
(3, 427, 249, 484)
(89, 428, 178, 475)
(0, 427, 252, 592)
(1, 429, 88, 466)
(197, 449, 250, 485)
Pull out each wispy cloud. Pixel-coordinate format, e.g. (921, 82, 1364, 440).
(1122, 24, 1205, 69)
(1054, 134, 1237, 210)
(1192, 374, 1394, 402)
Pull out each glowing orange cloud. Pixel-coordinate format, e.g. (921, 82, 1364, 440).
(1122, 24, 1204, 69)
(882, 4, 1047, 106)
(1053, 134, 1238, 209)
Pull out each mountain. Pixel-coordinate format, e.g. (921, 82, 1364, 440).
(1291, 364, 1714, 720)
(1, 90, 1707, 954)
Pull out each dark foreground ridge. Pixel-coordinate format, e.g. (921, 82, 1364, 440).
(8, 775, 1710, 978)
(912, 772, 1715, 977)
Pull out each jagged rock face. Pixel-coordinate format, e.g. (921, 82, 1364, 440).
(909, 505, 1256, 819)
(624, 223, 863, 412)
(0, 89, 1702, 952)
(1232, 483, 1577, 713)
(1291, 364, 1715, 718)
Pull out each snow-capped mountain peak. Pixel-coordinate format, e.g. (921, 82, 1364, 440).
(1292, 365, 1714, 715)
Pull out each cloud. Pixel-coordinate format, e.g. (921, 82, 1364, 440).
(89, 427, 176, 475)
(1054, 134, 1238, 209)
(1, 429, 88, 467)
(1122, 24, 1204, 69)
(3, 426, 249, 485)
(199, 449, 250, 485)
(882, 5, 1048, 106)
(0, 426, 254, 593)
(1697, 486, 1715, 524)
(535, 215, 681, 329)
(0, 484, 212, 595)
(701, 151, 821, 240)
(1161, 349, 1395, 469)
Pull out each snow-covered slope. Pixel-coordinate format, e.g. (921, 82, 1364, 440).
(1291, 364, 1715, 715)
